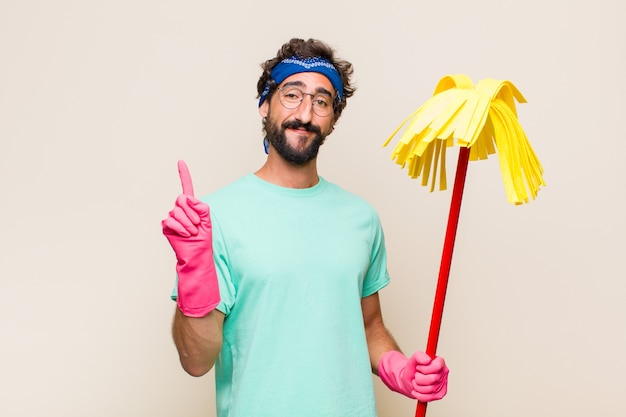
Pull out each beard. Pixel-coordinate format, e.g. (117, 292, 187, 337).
(263, 117, 327, 165)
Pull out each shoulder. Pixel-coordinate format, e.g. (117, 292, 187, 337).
(321, 178, 379, 213)
(319, 178, 384, 230)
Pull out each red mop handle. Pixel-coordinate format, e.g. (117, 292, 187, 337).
(415, 146, 470, 417)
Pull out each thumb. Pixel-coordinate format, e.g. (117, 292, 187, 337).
(189, 198, 210, 219)
(412, 351, 434, 366)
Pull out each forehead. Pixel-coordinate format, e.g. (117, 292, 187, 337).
(279, 72, 334, 93)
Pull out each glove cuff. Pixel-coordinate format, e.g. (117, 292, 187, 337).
(176, 255, 220, 318)
(378, 350, 414, 397)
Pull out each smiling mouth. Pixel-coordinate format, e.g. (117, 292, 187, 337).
(286, 125, 310, 132)
(285, 126, 311, 138)
(282, 120, 320, 134)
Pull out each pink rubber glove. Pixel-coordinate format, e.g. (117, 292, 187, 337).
(162, 160, 220, 317)
(378, 350, 449, 402)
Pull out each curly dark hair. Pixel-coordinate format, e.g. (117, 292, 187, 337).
(257, 38, 356, 120)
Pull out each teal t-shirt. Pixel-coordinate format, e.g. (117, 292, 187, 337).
(174, 174, 390, 417)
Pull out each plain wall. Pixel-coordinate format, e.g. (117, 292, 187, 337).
(1, 1, 624, 416)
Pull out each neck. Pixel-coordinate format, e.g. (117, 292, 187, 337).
(255, 153, 319, 189)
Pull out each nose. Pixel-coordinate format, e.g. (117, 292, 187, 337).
(292, 94, 314, 123)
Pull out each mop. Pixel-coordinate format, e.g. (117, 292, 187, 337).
(383, 74, 546, 417)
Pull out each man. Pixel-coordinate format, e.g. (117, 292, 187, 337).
(162, 38, 449, 417)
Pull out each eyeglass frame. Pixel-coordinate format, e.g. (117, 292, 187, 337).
(275, 85, 338, 118)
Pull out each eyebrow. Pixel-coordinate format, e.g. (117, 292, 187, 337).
(281, 80, 333, 97)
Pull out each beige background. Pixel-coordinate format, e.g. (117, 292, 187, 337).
(1, 1, 624, 416)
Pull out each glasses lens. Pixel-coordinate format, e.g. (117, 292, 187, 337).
(279, 88, 303, 109)
(311, 94, 332, 117)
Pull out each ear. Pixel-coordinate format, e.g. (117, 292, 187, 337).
(259, 100, 269, 118)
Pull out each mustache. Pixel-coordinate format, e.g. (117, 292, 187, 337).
(282, 120, 322, 135)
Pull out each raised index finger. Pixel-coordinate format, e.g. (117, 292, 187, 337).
(177, 160, 194, 197)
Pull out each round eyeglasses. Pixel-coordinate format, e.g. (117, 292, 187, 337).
(277, 86, 334, 117)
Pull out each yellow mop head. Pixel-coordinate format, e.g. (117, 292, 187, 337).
(383, 74, 545, 205)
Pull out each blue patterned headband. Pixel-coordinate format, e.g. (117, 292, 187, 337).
(258, 56, 344, 107)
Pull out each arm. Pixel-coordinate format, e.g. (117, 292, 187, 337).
(162, 160, 224, 376)
(361, 292, 401, 375)
(362, 291, 449, 402)
(172, 307, 225, 376)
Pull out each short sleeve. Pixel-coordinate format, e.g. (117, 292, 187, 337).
(362, 210, 390, 297)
